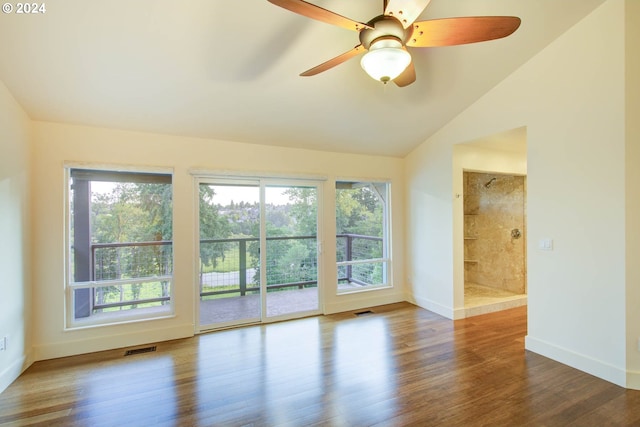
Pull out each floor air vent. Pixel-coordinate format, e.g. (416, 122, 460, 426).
(354, 310, 374, 317)
(124, 346, 156, 356)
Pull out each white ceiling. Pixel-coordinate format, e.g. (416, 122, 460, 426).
(0, 0, 605, 157)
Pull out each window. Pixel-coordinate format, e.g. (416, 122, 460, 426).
(336, 181, 391, 293)
(66, 168, 173, 327)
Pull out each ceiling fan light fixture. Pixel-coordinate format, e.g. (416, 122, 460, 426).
(360, 38, 411, 83)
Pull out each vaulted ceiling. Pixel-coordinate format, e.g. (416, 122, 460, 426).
(0, 0, 606, 157)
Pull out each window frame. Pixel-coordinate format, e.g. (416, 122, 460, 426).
(64, 164, 175, 329)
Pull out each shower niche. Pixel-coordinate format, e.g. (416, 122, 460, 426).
(463, 171, 527, 311)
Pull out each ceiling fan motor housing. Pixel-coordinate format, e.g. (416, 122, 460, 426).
(359, 15, 413, 49)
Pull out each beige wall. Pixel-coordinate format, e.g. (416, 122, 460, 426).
(406, 0, 635, 387)
(30, 121, 406, 360)
(0, 81, 32, 393)
(625, 0, 640, 388)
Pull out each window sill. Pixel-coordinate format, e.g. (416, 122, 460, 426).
(65, 305, 174, 331)
(336, 283, 393, 295)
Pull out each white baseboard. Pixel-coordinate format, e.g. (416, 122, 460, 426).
(0, 349, 34, 394)
(324, 293, 404, 315)
(407, 294, 464, 319)
(626, 371, 640, 390)
(525, 335, 627, 388)
(33, 323, 194, 361)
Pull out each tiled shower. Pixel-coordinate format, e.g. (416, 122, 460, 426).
(463, 172, 527, 309)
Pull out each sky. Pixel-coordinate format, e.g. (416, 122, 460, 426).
(208, 185, 294, 206)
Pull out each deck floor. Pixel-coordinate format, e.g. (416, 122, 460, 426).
(199, 287, 319, 327)
(200, 282, 525, 327)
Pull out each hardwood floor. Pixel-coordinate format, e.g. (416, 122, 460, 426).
(1, 303, 640, 426)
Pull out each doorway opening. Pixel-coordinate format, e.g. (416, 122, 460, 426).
(453, 126, 528, 318)
(463, 171, 527, 316)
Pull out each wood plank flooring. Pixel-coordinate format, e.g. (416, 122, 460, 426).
(1, 303, 640, 426)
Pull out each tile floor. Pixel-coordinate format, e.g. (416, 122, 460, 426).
(464, 282, 527, 317)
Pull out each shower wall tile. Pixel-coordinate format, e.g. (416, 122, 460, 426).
(463, 172, 526, 294)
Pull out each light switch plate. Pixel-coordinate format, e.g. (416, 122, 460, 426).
(539, 238, 553, 251)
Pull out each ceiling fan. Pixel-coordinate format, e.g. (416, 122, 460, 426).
(267, 0, 521, 86)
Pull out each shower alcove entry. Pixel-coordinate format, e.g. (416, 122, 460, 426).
(463, 172, 527, 316)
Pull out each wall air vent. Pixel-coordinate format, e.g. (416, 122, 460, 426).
(354, 310, 374, 317)
(124, 346, 157, 356)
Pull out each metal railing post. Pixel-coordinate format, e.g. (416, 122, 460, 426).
(239, 240, 247, 296)
(346, 235, 353, 282)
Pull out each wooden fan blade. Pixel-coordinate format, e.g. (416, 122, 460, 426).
(268, 0, 372, 31)
(384, 0, 432, 29)
(394, 59, 416, 87)
(407, 16, 521, 47)
(300, 45, 365, 76)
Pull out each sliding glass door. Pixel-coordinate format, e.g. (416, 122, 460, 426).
(264, 184, 319, 318)
(197, 179, 321, 331)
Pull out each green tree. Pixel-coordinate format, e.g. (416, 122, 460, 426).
(283, 187, 317, 236)
(336, 185, 382, 236)
(138, 182, 173, 241)
(199, 185, 232, 279)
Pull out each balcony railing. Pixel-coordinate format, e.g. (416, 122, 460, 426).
(336, 233, 384, 287)
(90, 241, 173, 311)
(199, 235, 319, 298)
(88, 233, 383, 310)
